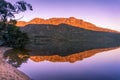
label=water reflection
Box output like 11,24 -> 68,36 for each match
19,47 -> 120,80
4,47 -> 118,67
4,49 -> 30,68
3,46 -> 120,80
30,47 -> 118,63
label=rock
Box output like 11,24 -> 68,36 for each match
16,17 -> 119,33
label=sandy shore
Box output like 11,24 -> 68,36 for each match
0,47 -> 31,80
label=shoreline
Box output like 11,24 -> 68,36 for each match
0,47 -> 31,80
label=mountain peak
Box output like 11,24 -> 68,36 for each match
69,16 -> 76,19
16,17 -> 118,33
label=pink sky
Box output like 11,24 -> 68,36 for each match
8,0 -> 120,31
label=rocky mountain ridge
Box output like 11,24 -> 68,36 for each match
17,17 -> 118,33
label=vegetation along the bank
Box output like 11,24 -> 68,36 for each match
0,0 -> 32,48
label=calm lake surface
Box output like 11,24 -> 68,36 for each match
4,47 -> 120,80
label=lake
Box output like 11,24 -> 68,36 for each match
4,47 -> 120,80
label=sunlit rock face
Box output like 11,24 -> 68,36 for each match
16,21 -> 27,27
16,17 -> 118,33
0,48 -> 31,80
30,47 -> 117,63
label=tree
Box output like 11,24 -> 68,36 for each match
0,0 -> 32,22
0,0 -> 32,48
5,24 -> 29,48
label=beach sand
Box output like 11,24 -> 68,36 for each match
0,47 -> 31,80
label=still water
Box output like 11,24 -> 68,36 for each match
4,47 -> 120,80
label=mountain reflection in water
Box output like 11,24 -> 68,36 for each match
3,46 -> 120,80
4,47 -> 118,67
29,47 -> 118,63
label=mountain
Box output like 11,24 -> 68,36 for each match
17,17 -> 118,33
20,23 -> 120,53
18,17 -> 120,55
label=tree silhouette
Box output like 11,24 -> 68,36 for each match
0,0 -> 32,47
0,0 -> 32,22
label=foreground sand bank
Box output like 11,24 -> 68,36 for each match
0,47 -> 31,80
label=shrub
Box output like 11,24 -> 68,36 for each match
4,24 -> 29,48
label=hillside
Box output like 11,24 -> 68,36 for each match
20,23 -> 120,55
18,17 -> 120,56
17,17 -> 119,33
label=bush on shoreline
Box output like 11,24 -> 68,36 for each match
0,23 -> 29,48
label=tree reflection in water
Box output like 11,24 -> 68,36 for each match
3,49 -> 30,68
